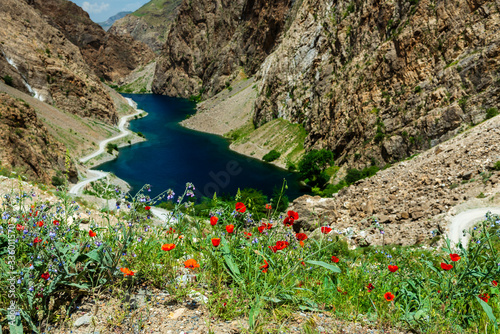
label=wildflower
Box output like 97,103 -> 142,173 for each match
449,253 -> 461,262
145,206 -> 151,210
321,226 -> 332,234
493,280 -> 498,287
89,230 -> 96,237
283,210 -> 299,227
301,261 -> 305,266
258,225 -> 266,233
120,267 -> 135,276
161,243 -> 175,251
235,202 -> 246,213
226,225 -> 234,233
367,283 -> 374,293
479,294 -> 490,303
440,262 -> 453,271
184,259 -> 200,269
16,224 -> 24,232
275,241 -> 289,250
384,292 -> 395,301
388,265 -> 399,273
211,238 -> 221,247
331,256 -> 340,263
243,232 -> 252,239
37,221 -> 44,227
296,233 -> 308,241
41,272 -> 50,280
260,259 -> 269,273
210,216 -> 218,226
33,237 -> 42,245
53,220 -> 59,226
299,241 -> 305,247
269,246 -> 277,253
265,204 -> 272,210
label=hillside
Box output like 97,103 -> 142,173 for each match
97,11 -> 132,31
109,0 -> 182,52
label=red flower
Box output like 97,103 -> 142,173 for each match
89,230 -> 96,237
145,206 -> 151,210
235,202 -> 246,213
258,225 -> 266,234
120,267 -> 135,276
440,262 -> 453,271
37,221 -> 44,227
260,259 -> 269,273
321,226 -> 332,234
225,225 -> 234,233
210,216 -> 218,226
243,232 -> 252,239
301,261 -> 305,266
492,280 -> 498,287
265,204 -> 272,210
41,272 -> 50,280
287,211 -> 299,220
269,246 -> 278,253
161,243 -> 175,251
388,265 -> 399,273
211,238 -> 221,247
449,253 -> 461,262
283,217 -> 294,227
367,283 -> 374,293
184,259 -> 200,269
266,223 -> 272,229
384,292 -> 395,301
296,233 -> 308,241
331,256 -> 339,263
33,237 -> 42,245
16,224 -> 24,231
53,220 -> 59,226
275,241 -> 289,250
479,294 -> 490,303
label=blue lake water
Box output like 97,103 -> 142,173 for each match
98,94 -> 308,201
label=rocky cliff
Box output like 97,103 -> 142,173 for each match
254,0 -> 500,167
0,93 -> 76,184
33,0 -> 155,82
0,0 -> 117,123
152,0 -> 293,98
109,0 -> 182,52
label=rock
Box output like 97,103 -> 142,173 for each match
399,212 -> 410,219
74,314 -> 92,327
461,171 -> 474,180
169,308 -> 187,320
188,291 -> 208,304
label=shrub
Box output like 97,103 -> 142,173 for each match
106,143 -> 118,154
51,175 -> 65,187
486,107 -> 499,120
493,160 -> 500,171
2,75 -> 13,86
263,150 -> 281,162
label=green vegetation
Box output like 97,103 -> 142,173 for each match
2,75 -> 13,86
262,149 -> 281,162
494,160 -> 500,171
106,143 -> 119,154
486,107 -> 499,120
298,149 -> 334,187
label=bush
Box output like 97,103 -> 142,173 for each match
494,160 -> 500,171
263,150 -> 281,162
51,175 -> 65,187
486,107 -> 499,120
106,143 -> 118,154
298,149 -> 334,181
2,75 -> 13,86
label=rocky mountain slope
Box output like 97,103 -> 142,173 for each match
32,0 -> 154,82
0,92 -> 76,184
98,11 -> 132,31
0,0 -> 117,123
109,0 -> 182,52
152,0 -> 293,98
290,115 -> 500,247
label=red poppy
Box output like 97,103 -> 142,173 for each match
479,294 -> 490,303
35,293 -> 43,298
321,226 -> 332,234
275,241 -> 289,250
235,202 -> 246,213
210,216 -> 218,226
269,245 -> 278,253
211,238 -> 221,247
120,267 -> 135,276
440,262 -> 453,271
287,211 -> 299,220
184,259 -> 200,269
266,223 -> 272,229
384,292 -> 395,301
260,259 -> 269,273
243,232 -> 252,239
367,283 -> 374,293
331,256 -> 339,263
258,225 -> 266,234
161,243 -> 175,251
388,265 -> 399,273
145,206 -> 151,210
16,224 -> 24,231
41,272 -> 50,280
301,261 -> 305,266
265,204 -> 272,210
493,280 -> 498,287
283,217 -> 294,227
33,237 -> 42,245
53,220 -> 59,226
226,225 -> 234,233
449,253 -> 461,262
89,230 -> 96,237
296,233 -> 308,241
37,221 -> 44,227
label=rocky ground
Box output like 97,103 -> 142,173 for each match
290,115 -> 500,247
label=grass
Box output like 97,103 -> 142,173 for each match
1,179 -> 500,333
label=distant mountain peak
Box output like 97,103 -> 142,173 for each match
98,11 -> 132,31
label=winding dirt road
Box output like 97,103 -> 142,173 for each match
447,207 -> 500,247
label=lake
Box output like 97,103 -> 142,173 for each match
98,94 -> 308,202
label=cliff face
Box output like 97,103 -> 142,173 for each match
253,0 -> 500,167
152,0 -> 293,98
109,0 -> 182,52
33,0 -> 155,82
0,93 -> 77,184
0,0 -> 117,123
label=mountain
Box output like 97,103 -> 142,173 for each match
153,0 -> 500,169
98,11 -> 132,31
109,0 -> 182,52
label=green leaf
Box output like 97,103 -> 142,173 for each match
305,260 -> 341,273
476,296 -> 497,327
9,315 -> 23,334
249,295 -> 261,330
220,236 -> 243,283
261,296 -> 281,303
20,308 -> 38,333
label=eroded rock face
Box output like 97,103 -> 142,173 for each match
0,93 -> 76,184
253,0 -> 500,166
152,0 -> 293,98
33,0 -> 155,82
0,0 -> 117,123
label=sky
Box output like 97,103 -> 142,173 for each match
69,0 -> 150,22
